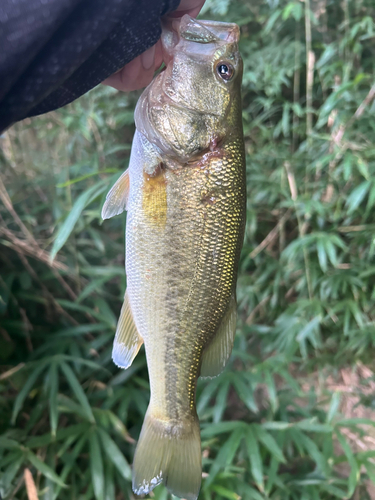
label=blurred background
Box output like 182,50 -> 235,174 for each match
1,0 -> 375,498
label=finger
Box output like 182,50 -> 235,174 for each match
154,40 -> 164,71
141,44 -> 155,71
102,57 -> 142,91
102,45 -> 157,92
169,0 -> 205,18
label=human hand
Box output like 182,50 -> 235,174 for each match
101,0 -> 205,92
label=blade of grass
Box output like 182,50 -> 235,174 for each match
49,362 -> 59,437
26,450 -> 66,487
60,362 -> 95,423
50,182 -> 106,261
12,363 -> 47,424
246,426 -> 264,492
89,430 -> 105,500
97,428 -> 132,481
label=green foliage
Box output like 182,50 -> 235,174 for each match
1,0 -> 375,498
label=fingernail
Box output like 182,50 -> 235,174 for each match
141,45 -> 156,70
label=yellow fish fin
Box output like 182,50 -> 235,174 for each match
132,408 -> 201,500
112,291 -> 143,369
200,293 -> 237,378
101,169 -> 129,220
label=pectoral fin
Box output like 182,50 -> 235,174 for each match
112,291 -> 143,369
200,294 -> 237,378
102,169 -> 129,220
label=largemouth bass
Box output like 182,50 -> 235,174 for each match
102,15 -> 245,500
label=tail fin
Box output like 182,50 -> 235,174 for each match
132,408 -> 201,500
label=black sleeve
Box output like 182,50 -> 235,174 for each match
0,0 -> 180,132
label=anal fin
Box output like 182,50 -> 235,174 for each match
112,291 -> 143,369
102,169 -> 129,220
200,293 -> 237,378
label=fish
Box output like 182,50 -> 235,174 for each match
102,14 -> 246,500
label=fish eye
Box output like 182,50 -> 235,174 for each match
216,62 -> 234,81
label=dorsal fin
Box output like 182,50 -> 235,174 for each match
101,169 -> 130,220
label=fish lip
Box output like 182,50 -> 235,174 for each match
162,15 -> 240,47
161,15 -> 240,67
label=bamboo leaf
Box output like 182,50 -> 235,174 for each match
206,428 -> 244,486
261,422 -> 291,431
245,426 -> 264,492
12,363 -> 47,424
26,450 -> 66,487
2,453 -> 24,489
49,362 -> 59,437
317,239 -> 328,272
295,419 -> 332,433
0,436 -> 21,449
52,432 -> 89,500
254,425 -> 286,463
60,362 -> 95,423
89,430 -> 105,500
295,430 -> 329,475
327,392 -> 341,423
104,460 -> 115,500
213,379 -> 230,423
336,429 -> 359,497
97,428 -> 132,481
211,485 -> 241,500
232,375 -> 259,413
50,182 -> 106,261
346,180 -> 371,214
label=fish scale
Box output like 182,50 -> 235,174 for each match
102,14 -> 246,500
